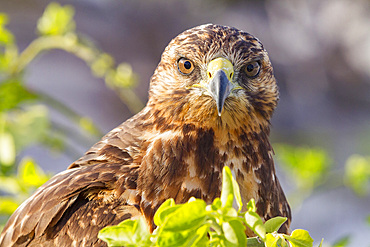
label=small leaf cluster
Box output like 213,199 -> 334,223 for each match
344,154 -> 370,196
0,106 -> 52,223
0,157 -> 50,231
275,144 -> 331,192
99,166 -> 318,247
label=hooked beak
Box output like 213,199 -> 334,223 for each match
207,57 -> 234,116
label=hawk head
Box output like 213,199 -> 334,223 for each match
147,24 -> 278,131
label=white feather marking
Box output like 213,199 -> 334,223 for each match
181,177 -> 202,192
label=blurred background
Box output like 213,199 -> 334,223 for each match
0,0 -> 369,246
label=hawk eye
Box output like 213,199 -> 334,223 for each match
178,58 -> 194,75
245,61 -> 261,78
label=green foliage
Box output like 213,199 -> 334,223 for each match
275,144 -> 331,192
0,157 -> 51,226
0,1 -> 142,230
0,80 -> 36,112
99,166 -> 317,247
0,14 -> 14,45
37,2 -> 75,36
344,154 -> 370,196
99,217 -> 152,247
332,235 -> 350,247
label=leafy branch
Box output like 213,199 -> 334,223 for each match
98,166 -> 320,247
0,2 -> 144,229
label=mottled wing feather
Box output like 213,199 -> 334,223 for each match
0,162 -> 140,247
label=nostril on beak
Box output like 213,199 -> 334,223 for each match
208,72 -> 212,78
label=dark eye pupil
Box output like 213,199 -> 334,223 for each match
184,61 -> 192,70
247,64 -> 254,72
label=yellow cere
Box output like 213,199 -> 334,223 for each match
207,57 -> 234,81
189,57 -> 242,91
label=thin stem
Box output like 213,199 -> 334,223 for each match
11,34 -> 144,113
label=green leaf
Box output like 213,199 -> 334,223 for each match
0,197 -> 19,215
90,53 -> 114,77
0,176 -> 22,195
98,217 -> 151,247
157,224 -> 209,247
246,198 -> 257,213
244,211 -> 266,241
161,199 -> 207,231
333,235 -> 350,247
210,197 -> 222,211
222,207 -> 238,219
0,44 -> 18,73
37,2 -> 76,36
79,117 -> 101,135
246,237 -> 267,247
0,13 -> 15,45
285,229 -> 313,247
222,219 -> 246,247
6,105 -> 49,151
264,217 -> 287,233
190,225 -> 209,247
0,80 -> 36,112
220,166 -> 243,211
265,233 -> 287,247
0,131 -> 15,166
344,154 -> 370,196
275,144 -> 330,190
105,63 -> 137,89
18,157 -> 49,187
153,198 -> 178,226
157,229 -> 192,247
317,238 -> 324,247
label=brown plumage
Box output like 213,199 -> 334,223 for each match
0,24 -> 291,246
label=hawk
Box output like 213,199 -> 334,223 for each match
0,24 -> 291,246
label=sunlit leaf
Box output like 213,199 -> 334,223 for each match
153,198 -> 177,226
285,229 -> 313,247
79,117 -> 101,135
222,219 -> 246,247
266,233 -> 287,247
0,13 -> 14,45
6,105 -> 49,150
98,217 -> 151,247
275,144 -> 330,191
264,216 -> 287,233
333,235 -> 350,247
0,80 -> 36,112
221,166 -> 242,211
0,197 -> 19,215
244,211 -> 266,241
90,53 -> 114,77
210,197 -> 222,211
37,2 -> 75,36
318,238 -> 324,247
246,198 -> 257,213
157,224 -> 209,247
0,176 -> 22,195
0,132 -> 15,167
160,199 -> 207,231
18,157 -> 49,187
344,154 -> 370,196
105,63 -> 138,89
157,228 -> 193,247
